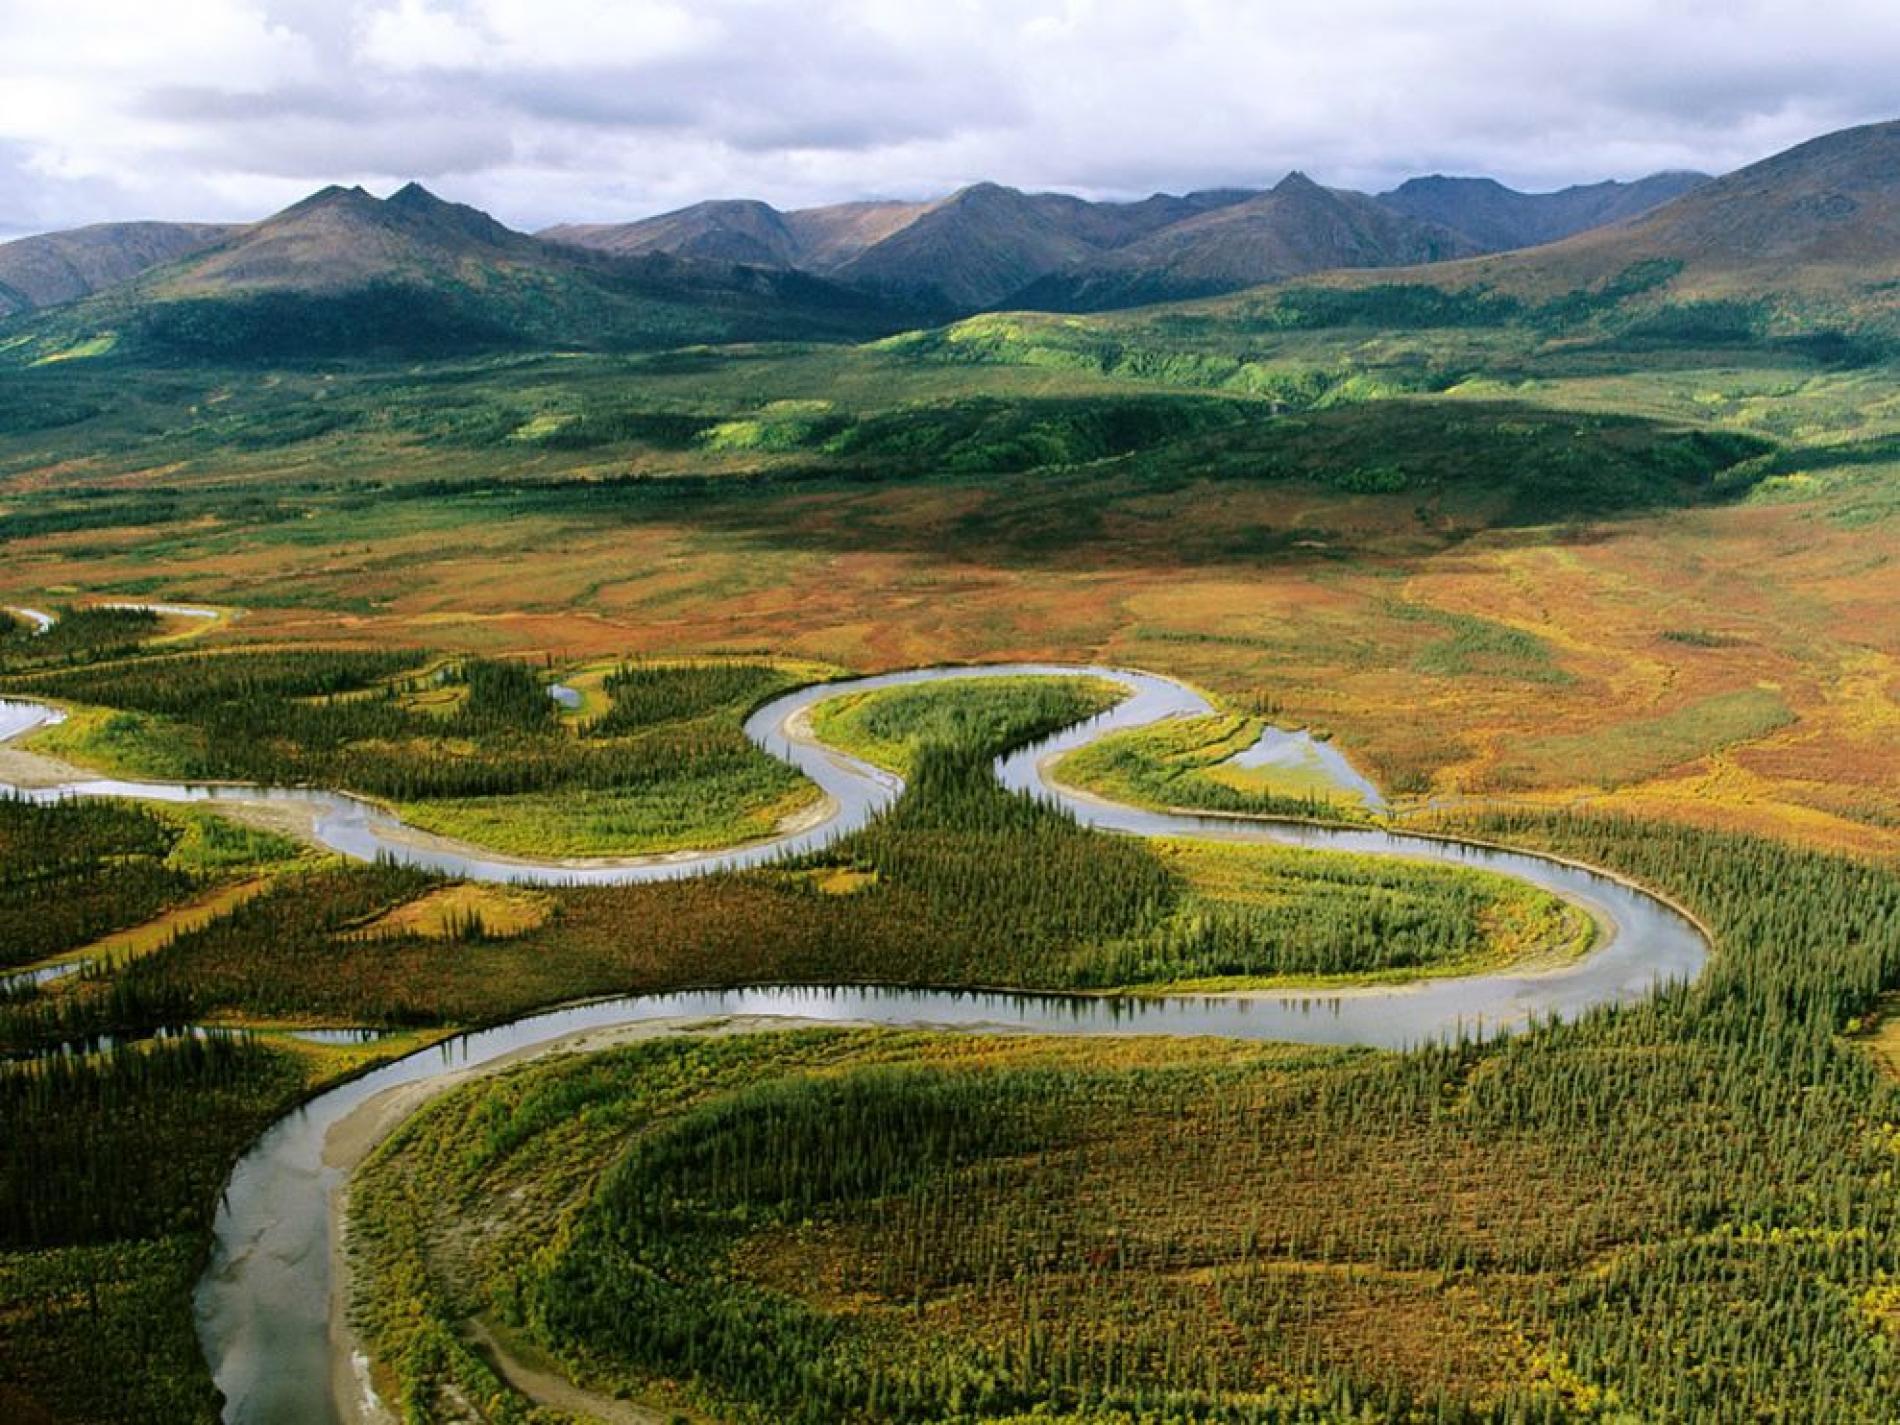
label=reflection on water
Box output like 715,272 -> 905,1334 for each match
4,607 -> 56,635
101,601 -> 221,621
285,1027 -> 391,1046
0,961 -> 82,994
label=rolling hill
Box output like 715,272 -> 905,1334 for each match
159,182 -> 545,294
826,183 -> 1110,309
1548,118 -> 1900,286
830,184 -> 1269,308
544,196 -> 942,273
780,199 -> 935,268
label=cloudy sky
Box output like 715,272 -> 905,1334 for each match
2,0 -> 1897,238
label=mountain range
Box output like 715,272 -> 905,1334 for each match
541,168 -> 1708,311
5,117 -> 1900,357
0,163 -> 1708,333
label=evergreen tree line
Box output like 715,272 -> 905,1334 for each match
590,660 -> 793,737
0,797 -> 198,969
0,1032 -> 299,1247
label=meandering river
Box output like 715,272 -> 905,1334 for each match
0,664 -> 1711,1424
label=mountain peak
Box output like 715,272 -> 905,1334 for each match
1274,171 -> 1325,196
378,182 -> 526,248
386,182 -> 445,209
265,183 -> 494,234
150,179 -> 540,304
1391,175 -> 1511,197
943,181 -> 1022,210
543,197 -> 802,268
278,184 -> 377,219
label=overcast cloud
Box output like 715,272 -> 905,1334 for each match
2,0 -> 1898,239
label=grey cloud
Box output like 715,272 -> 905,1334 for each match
160,111 -> 518,183
137,84 -> 382,124
476,74 -> 701,130
460,18 -> 1026,153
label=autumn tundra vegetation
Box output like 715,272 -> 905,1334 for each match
5,117 -> 1900,1425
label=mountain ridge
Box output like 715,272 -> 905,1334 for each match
1377,171 -> 1709,252
0,168 -> 1726,326
542,168 -> 1705,312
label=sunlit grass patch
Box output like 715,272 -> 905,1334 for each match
347,883 -> 553,942
505,412 -> 571,442
23,702 -> 201,780
546,660 -> 617,719
1401,606 -> 1573,684
1856,995 -> 1900,1084
160,807 -> 304,875
809,867 -> 878,896
700,400 -> 842,454
252,1024 -> 449,1072
29,333 -> 118,365
1208,727 -> 1387,810
391,677 -> 467,718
